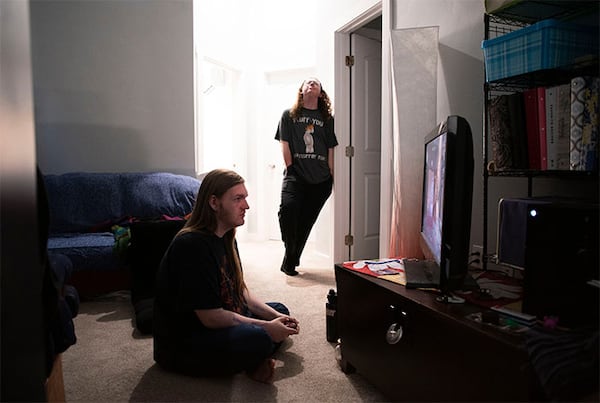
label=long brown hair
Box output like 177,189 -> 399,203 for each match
179,169 -> 247,303
289,78 -> 333,121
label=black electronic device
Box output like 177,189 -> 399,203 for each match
497,196 -> 579,269
516,199 -> 599,328
404,115 -> 474,302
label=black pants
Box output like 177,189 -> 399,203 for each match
278,174 -> 333,269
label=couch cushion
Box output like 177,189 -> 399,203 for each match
48,233 -> 121,272
44,172 -> 200,234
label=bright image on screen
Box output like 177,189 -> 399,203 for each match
422,133 -> 446,264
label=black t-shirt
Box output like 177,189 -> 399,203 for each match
274,108 -> 338,184
154,231 -> 247,345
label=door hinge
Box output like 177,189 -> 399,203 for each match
345,145 -> 354,158
345,55 -> 354,67
345,234 -> 354,246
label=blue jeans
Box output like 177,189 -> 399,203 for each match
156,302 -> 289,377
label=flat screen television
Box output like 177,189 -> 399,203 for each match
404,115 -> 474,303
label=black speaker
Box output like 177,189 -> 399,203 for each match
498,197 -> 599,328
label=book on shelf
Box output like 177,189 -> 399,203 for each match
523,88 -> 541,170
556,84 -> 571,170
545,86 -> 557,169
537,87 -> 548,170
546,84 -> 571,170
509,92 -> 528,169
489,79 -> 598,174
489,94 -> 514,170
570,76 -> 599,172
489,93 -> 527,170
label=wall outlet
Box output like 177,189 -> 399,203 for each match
470,244 -> 484,269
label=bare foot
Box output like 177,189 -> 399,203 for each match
246,358 -> 275,383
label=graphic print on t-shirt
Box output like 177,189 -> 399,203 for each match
303,124 -> 315,153
276,109 -> 338,183
218,255 -> 245,314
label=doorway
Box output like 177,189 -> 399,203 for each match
350,22 -> 382,261
334,11 -> 383,263
193,0 -> 334,268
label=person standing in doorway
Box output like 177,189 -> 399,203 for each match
275,77 -> 338,276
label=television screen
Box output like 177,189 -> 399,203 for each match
404,115 -> 474,301
421,132 -> 446,266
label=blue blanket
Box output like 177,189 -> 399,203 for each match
44,172 -> 200,234
44,172 -> 201,276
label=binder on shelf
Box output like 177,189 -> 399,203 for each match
545,85 -> 558,169
555,83 -> 571,170
509,92 -> 528,169
545,84 -> 571,170
537,87 -> 548,170
523,88 -> 541,170
489,93 -> 528,170
489,95 -> 515,170
579,78 -> 599,172
570,76 -> 599,171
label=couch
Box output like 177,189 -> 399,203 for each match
43,172 -> 201,298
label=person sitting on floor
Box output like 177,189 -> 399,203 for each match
153,168 -> 300,383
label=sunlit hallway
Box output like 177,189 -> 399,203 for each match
193,0 -> 334,269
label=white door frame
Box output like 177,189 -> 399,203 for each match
334,0 -> 394,263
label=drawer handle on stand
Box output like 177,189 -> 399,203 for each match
386,323 -> 403,344
386,305 -> 407,344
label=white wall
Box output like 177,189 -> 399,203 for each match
315,0 -> 382,97
390,0 -> 486,248
31,0 -> 195,176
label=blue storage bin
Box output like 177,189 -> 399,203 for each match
482,19 -> 599,82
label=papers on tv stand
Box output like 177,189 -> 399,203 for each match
342,258 -> 406,285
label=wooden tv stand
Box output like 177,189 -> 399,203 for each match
334,264 -> 543,401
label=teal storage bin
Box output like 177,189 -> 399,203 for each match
482,19 -> 599,82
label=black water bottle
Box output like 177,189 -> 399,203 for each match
326,289 -> 338,342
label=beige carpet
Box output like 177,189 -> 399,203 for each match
62,240 -> 388,402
